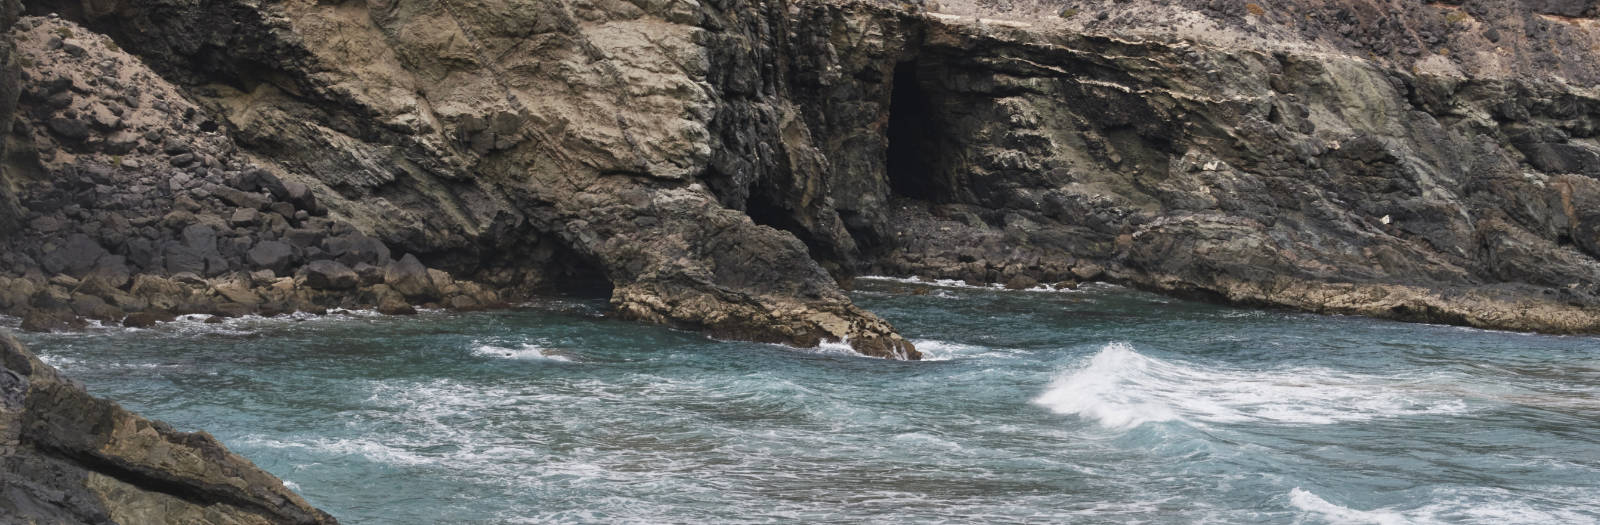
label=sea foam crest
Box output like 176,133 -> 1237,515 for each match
1288,487 -> 1599,525
1288,488 -> 1412,525
1033,342 -> 1467,430
472,342 -> 573,362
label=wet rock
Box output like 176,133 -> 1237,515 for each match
121,309 -> 176,327
19,308 -> 85,332
69,293 -> 121,321
1003,275 -> 1038,290
377,294 -> 416,315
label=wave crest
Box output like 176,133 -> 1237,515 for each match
1033,342 -> 1467,430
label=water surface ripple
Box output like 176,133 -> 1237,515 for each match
11,279 -> 1600,524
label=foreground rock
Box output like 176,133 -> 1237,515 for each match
0,330 -> 337,524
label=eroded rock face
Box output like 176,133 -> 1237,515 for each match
0,331 -> 337,524
2,1 -> 919,358
785,1 -> 1600,333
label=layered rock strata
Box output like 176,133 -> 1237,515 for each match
1,330 -> 337,524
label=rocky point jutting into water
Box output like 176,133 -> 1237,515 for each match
2,0 -> 1600,359
1,330 -> 338,524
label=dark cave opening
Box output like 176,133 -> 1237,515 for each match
885,61 -> 943,202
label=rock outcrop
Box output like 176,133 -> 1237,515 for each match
1,330 -> 337,524
1,0 -> 1599,358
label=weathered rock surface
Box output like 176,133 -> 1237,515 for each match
1,330 -> 337,524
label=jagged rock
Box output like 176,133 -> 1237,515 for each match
0,331 -> 338,524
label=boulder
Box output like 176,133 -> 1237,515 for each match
323,233 -> 389,267
45,117 -> 89,141
383,253 -> 439,302
352,262 -> 384,286
122,309 -> 177,328
304,260 -> 358,290
19,308 -> 85,332
246,240 -> 295,274
377,294 -> 416,315
40,234 -> 108,277
229,207 -> 260,227
1003,275 -> 1039,290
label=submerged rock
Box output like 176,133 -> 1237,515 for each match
0,331 -> 338,523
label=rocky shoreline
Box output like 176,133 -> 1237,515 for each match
2,0 -> 1600,520
0,0 -> 1598,356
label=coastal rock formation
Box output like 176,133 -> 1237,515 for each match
1,330 -> 337,524
0,0 -> 1598,359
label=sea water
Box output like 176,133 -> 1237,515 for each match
10,279 -> 1599,524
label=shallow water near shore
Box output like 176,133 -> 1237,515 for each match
10,279 -> 1600,524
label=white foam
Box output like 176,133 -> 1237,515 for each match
1288,487 -> 1600,525
856,274 -> 1098,293
472,342 -> 573,362
242,435 -> 434,466
911,339 -> 1018,361
1033,343 -> 1470,430
1289,488 -> 1413,525
35,354 -> 81,368
813,338 -> 861,356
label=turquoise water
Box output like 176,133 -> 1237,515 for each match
10,278 -> 1600,524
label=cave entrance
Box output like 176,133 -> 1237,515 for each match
885,61 -> 943,201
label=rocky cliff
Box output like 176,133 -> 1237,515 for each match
2,0 -> 1599,360
1,330 -> 337,524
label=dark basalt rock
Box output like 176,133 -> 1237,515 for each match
246,240 -> 295,275
303,259 -> 358,290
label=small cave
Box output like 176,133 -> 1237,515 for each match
885,61 -> 946,202
744,190 -> 845,268
448,230 -> 614,300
